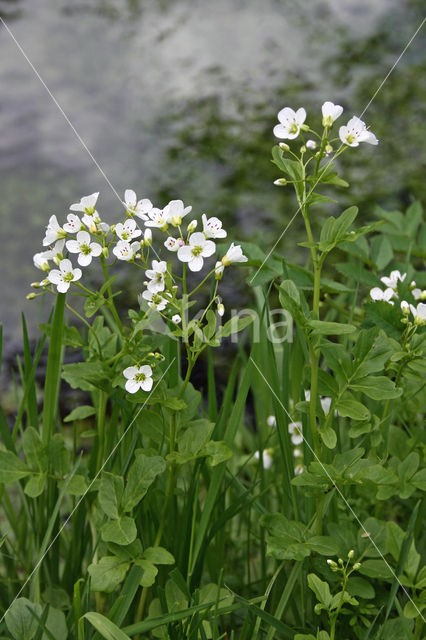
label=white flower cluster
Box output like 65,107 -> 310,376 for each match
370,270 -> 426,325
273,101 -> 378,147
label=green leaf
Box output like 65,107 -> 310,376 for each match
306,536 -> 339,556
320,425 -> 337,449
5,598 -> 42,640
135,410 -> 165,445
0,450 -> 31,483
59,474 -> 88,496
122,455 -> 166,512
99,473 -> 124,520
47,434 -> 70,476
88,556 -> 130,593
143,547 -> 175,565
336,394 -> 370,421
309,320 -> 356,335
41,607 -> 68,640
371,235 -> 393,270
84,612 -> 131,640
64,405 -> 96,422
346,577 -> 375,599
216,314 -> 253,339
61,362 -> 111,392
350,375 -> 401,400
200,440 -> 233,466
101,517 -> 137,546
411,469 -> 426,491
307,574 -> 332,607
84,294 -> 106,318
135,559 -> 158,587
179,419 -> 214,457
359,559 -> 394,580
23,427 -> 47,472
24,473 -> 47,497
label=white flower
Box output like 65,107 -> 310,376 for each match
221,243 -> 248,267
214,261 -> 224,279
70,192 -> 99,215
288,421 -> 303,446
412,288 -> 422,300
409,303 -> 426,325
144,228 -> 152,246
202,214 -> 227,239
254,449 -> 273,469
113,240 -> 140,261
164,236 -> 181,252
63,213 -> 83,234
273,107 -> 306,140
339,116 -> 378,147
115,219 -> 142,241
146,260 -> 167,293
43,215 -> 66,246
380,270 -> 406,290
369,287 -> 395,304
172,314 -> 181,324
177,232 -> 216,272
123,365 -> 153,393
163,199 -> 192,227
306,139 -> 317,150
47,258 -> 82,293
267,415 -> 276,428
33,250 -> 53,271
401,300 -> 410,315
322,101 -> 343,127
66,231 -> 102,267
145,208 -> 169,230
141,289 -> 168,311
294,464 -> 304,476
320,397 -> 332,415
293,448 -> 302,458
124,189 -> 153,221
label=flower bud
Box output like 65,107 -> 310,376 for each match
172,314 -> 181,324
325,144 -> 333,155
274,178 -> 287,186
353,562 -> 361,570
31,282 -> 42,288
300,145 -> 306,153
215,261 -> 224,280
217,303 -> 225,317
306,139 -> 317,150
144,229 -> 152,246
338,558 -> 344,566
279,142 -> 290,151
187,220 -> 197,233
400,300 -> 410,315
102,246 -> 109,258
348,549 -> 355,559
26,293 -> 37,300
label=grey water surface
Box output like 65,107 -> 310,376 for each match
0,0 -> 425,357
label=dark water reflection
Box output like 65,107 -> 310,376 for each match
0,0 -> 425,357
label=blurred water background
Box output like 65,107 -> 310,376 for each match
0,0 -> 425,362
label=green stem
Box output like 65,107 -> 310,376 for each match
100,256 -> 123,332
95,391 -> 108,472
330,574 -> 348,640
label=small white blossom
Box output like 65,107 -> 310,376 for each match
187,220 -> 198,233
306,139 -> 317,150
146,260 -> 167,293
177,232 -> 216,272
43,215 -> 66,246
254,449 -> 273,469
124,189 -> 153,221
288,421 -> 303,446
123,365 -> 153,393
409,303 -> 426,325
70,192 -> 99,215
339,116 -> 378,147
221,243 -> 248,267
66,231 -> 102,267
370,287 -> 395,304
273,107 -> 306,140
50,239 -> 66,265
267,415 -> 277,428
144,228 -> 152,246
172,314 -> 181,324
202,214 -> 227,239
33,250 -> 53,271
47,258 -> 82,293
412,288 -> 422,300
380,270 -> 406,290
401,300 -> 410,315
113,240 -> 140,261
63,213 -> 83,234
163,199 -> 192,227
145,208 -> 169,230
214,261 -> 224,279
141,289 -> 168,311
293,448 -> 302,458
164,236 -> 181,252
321,101 -> 343,127
294,464 -> 304,476
115,219 -> 142,241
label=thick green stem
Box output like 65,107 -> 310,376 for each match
330,574 -> 348,640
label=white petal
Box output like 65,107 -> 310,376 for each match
48,269 -> 62,284
277,107 -> 296,123
201,240 -> 216,257
76,230 -> 90,244
177,246 -> 193,262
295,107 -> 306,125
56,281 -> 70,293
78,253 -> 92,266
273,124 -> 289,139
188,256 -> 204,272
189,232 -> 206,247
73,268 -> 82,281
139,365 -> 152,377
126,379 -> 140,394
66,240 -> 80,253
59,259 -> 73,273
125,189 -> 137,206
141,377 -> 153,392
123,366 -> 138,379
90,243 -> 102,257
